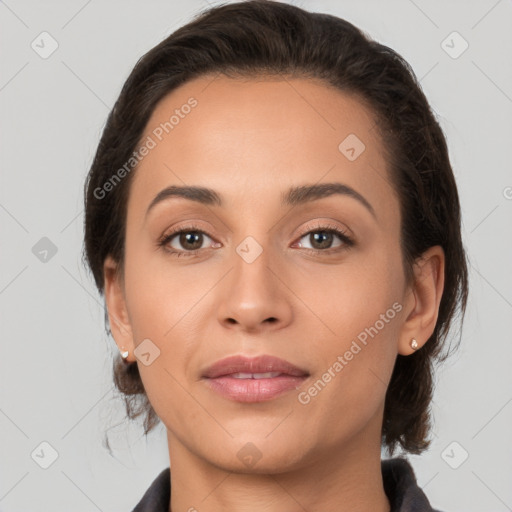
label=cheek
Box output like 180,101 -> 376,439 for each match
298,301 -> 401,438
293,244 -> 403,338
294,246 -> 403,410
121,243 -> 223,390
121,254 -> 205,422
123,239 -> 203,338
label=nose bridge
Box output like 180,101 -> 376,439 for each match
216,227 -> 293,330
229,201 -> 279,282
231,230 -> 279,298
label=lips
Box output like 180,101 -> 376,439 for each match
201,354 -> 310,379
201,354 -> 310,402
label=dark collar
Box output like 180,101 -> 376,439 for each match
132,457 -> 443,512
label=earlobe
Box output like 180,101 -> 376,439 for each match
103,255 -> 136,362
397,245 -> 445,356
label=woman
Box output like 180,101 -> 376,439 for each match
82,1 -> 469,510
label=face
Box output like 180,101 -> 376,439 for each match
104,74 -> 439,473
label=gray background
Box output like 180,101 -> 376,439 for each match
1,0 -> 511,511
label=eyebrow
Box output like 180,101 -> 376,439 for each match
145,182 -> 376,219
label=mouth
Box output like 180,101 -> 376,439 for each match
201,354 -> 310,402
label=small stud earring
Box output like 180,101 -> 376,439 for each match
410,338 -> 419,350
120,349 -> 130,362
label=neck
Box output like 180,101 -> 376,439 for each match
166,424 -> 391,512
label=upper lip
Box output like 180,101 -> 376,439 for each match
202,354 -> 310,379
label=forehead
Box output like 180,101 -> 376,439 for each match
128,74 -> 397,221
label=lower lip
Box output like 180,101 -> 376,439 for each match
203,375 -> 308,402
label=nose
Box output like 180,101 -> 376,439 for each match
216,240 -> 293,334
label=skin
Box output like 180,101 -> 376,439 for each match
103,74 -> 445,512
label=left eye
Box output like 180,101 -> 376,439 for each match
295,228 -> 350,251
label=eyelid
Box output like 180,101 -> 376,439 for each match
296,219 -> 353,239
158,219 -> 214,240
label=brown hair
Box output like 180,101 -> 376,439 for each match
82,0 -> 469,455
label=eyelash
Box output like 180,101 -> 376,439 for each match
157,221 -> 355,258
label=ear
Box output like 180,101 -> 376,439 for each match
103,254 -> 136,363
398,245 -> 445,355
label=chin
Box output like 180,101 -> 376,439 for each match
203,439 -> 311,475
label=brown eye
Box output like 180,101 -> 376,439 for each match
165,230 -> 213,252
307,231 -> 336,250
296,226 -> 353,252
158,223 -> 221,258
176,231 -> 205,251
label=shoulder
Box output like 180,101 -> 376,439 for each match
381,457 -> 445,512
131,467 -> 171,512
